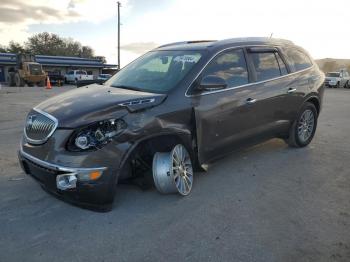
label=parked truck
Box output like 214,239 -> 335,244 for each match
324,70 -> 350,88
64,70 -> 93,84
7,54 -> 46,87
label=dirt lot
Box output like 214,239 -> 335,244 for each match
0,86 -> 349,262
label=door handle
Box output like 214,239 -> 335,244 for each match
287,88 -> 297,94
245,98 -> 257,105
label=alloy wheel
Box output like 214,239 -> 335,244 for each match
171,144 -> 193,195
297,109 -> 315,143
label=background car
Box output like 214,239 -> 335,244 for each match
97,74 -> 112,81
324,70 -> 350,88
64,70 -> 93,84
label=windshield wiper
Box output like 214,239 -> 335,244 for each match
111,85 -> 142,91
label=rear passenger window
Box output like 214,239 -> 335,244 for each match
250,52 -> 282,82
201,49 -> 249,88
285,49 -> 313,72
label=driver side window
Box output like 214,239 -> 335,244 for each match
201,49 -> 249,88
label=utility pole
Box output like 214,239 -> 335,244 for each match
117,1 -> 121,69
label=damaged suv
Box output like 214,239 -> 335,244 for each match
18,38 -> 325,211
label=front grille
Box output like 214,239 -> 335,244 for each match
24,109 -> 58,144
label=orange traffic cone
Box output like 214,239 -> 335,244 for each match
46,76 -> 52,89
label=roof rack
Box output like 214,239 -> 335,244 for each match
158,40 -> 216,48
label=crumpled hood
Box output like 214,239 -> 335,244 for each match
35,84 -> 167,128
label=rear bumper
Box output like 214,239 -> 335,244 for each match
18,149 -> 117,211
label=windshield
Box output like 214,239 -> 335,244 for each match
29,64 -> 42,75
106,50 -> 203,93
327,72 -> 340,77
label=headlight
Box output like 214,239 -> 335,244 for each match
68,119 -> 127,151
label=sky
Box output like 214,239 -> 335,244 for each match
0,0 -> 349,66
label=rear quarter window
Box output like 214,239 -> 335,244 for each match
284,48 -> 313,72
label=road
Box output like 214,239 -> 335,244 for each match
0,86 -> 349,262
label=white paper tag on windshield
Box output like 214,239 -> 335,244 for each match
174,55 -> 196,63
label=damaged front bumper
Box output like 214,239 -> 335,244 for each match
18,149 -> 116,211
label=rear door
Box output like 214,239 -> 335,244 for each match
280,47 -> 314,120
245,47 -> 292,135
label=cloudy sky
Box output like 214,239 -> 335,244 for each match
0,0 -> 349,66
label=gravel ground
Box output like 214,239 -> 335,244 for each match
0,86 -> 349,262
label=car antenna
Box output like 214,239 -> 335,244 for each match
269,33 -> 273,38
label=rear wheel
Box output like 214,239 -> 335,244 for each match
345,81 -> 349,88
286,102 -> 318,148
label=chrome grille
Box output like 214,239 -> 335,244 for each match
24,109 -> 58,145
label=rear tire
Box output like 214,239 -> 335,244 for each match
286,102 -> 318,148
345,81 -> 350,88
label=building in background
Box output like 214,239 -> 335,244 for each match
0,53 -> 117,83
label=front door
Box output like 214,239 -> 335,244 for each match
191,48 -> 259,164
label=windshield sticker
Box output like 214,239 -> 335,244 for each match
174,55 -> 197,63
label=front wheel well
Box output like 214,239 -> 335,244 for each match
305,97 -> 320,115
119,134 -> 193,181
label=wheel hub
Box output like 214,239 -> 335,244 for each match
152,144 -> 194,195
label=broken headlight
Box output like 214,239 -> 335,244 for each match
68,119 -> 127,151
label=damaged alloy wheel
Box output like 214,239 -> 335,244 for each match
152,144 -> 193,195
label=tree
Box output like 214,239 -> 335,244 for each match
94,56 -> 107,63
80,45 -> 94,58
64,39 -> 82,57
0,45 -> 7,53
26,32 -> 66,56
7,41 -> 25,53
0,32 -> 101,59
25,32 -> 96,58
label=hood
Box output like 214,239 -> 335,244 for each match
35,84 -> 167,128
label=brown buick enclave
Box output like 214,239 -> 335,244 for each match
18,37 -> 325,211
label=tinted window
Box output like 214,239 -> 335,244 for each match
275,53 -> 288,75
250,52 -> 281,82
285,48 -> 313,71
201,49 -> 249,88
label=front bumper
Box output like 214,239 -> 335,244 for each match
18,149 -> 117,211
324,80 -> 337,87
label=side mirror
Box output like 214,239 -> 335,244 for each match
198,75 -> 227,91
